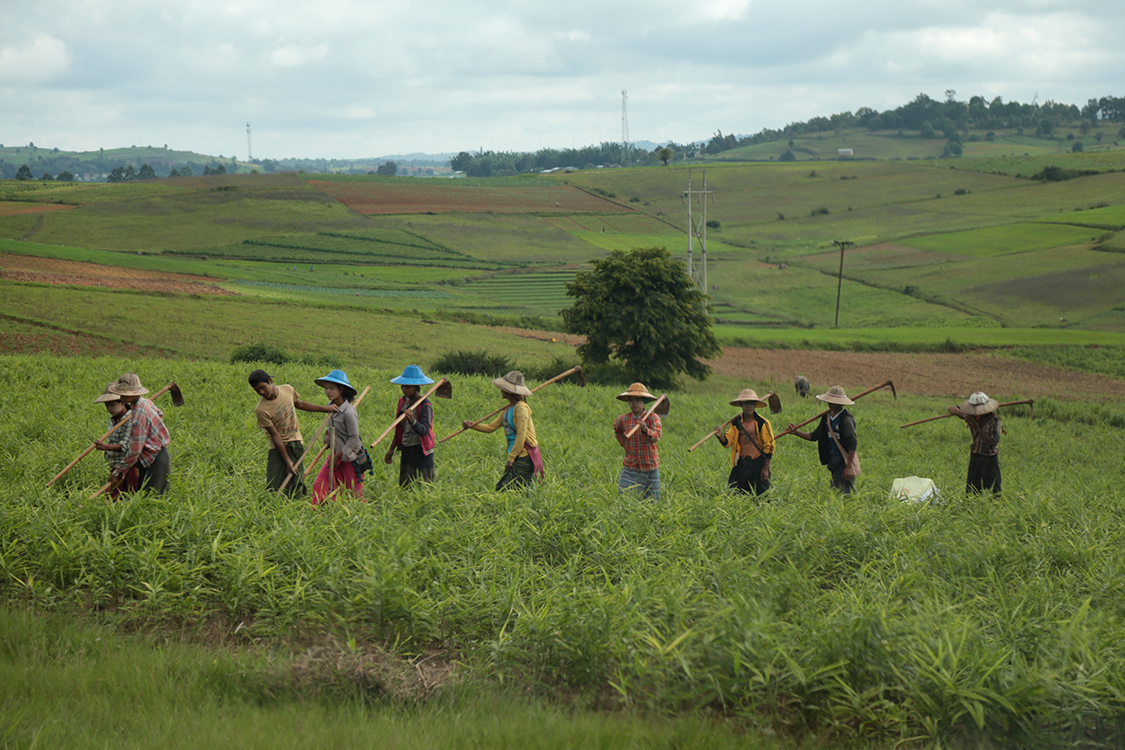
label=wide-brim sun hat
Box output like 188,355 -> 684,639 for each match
93,382 -> 122,403
617,382 -> 656,402
109,372 -> 148,397
493,370 -> 532,397
390,364 -> 435,386
729,388 -> 767,407
959,391 -> 999,415
816,385 -> 854,405
315,369 -> 357,397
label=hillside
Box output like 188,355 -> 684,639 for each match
1,153 -> 1124,379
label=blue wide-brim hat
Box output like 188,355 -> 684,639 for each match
390,364 -> 435,386
314,369 -> 357,397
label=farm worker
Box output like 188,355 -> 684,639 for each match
714,389 -> 774,496
92,382 -> 139,500
463,371 -> 544,491
106,373 -> 171,495
248,369 -> 337,497
613,382 -> 662,500
948,392 -> 1003,495
311,369 -> 364,505
786,385 -> 858,494
384,365 -> 437,487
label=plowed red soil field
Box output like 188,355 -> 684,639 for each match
0,201 -> 76,217
0,254 -> 234,295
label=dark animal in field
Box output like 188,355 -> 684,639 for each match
794,375 -> 810,398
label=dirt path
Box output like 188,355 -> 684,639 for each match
492,325 -> 1124,402
710,348 -> 1125,402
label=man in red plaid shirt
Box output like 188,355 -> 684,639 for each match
613,382 -> 662,500
108,373 -> 171,495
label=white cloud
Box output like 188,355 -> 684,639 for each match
0,34 -> 70,83
270,44 -> 330,68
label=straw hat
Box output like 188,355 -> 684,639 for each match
729,388 -> 767,407
617,382 -> 656,402
109,372 -> 148,397
492,370 -> 532,397
93,382 -> 122,403
959,391 -> 999,415
390,365 -> 434,386
314,369 -> 357,397
816,385 -> 854,405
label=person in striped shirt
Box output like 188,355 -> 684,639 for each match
107,373 -> 171,495
613,382 -> 662,500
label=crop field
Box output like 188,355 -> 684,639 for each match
0,282 -> 572,363
455,268 -> 581,314
861,245 -> 1125,327
1043,204 -> 1125,231
5,353 -> 1125,747
542,212 -> 677,234
376,213 -> 608,264
305,177 -> 634,215
949,149 -> 1125,178
178,231 -> 510,271
706,258 -> 975,329
879,222 -> 1095,259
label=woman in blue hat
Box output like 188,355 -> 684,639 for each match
384,365 -> 436,486
311,369 -> 364,505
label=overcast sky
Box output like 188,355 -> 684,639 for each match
2,0 -> 1122,160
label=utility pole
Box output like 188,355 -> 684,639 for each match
832,240 -> 855,327
621,90 -> 630,167
683,169 -> 714,293
246,123 -> 252,161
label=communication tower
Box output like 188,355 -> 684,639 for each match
246,123 -> 252,161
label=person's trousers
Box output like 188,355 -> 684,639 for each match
497,455 -> 535,491
267,441 -> 305,496
312,458 -> 363,505
728,455 -> 770,496
826,454 -> 854,494
137,447 -> 170,495
619,466 -> 660,500
967,452 -> 1001,495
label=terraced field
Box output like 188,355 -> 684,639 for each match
457,267 -> 583,314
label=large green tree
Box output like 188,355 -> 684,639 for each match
562,246 -> 721,386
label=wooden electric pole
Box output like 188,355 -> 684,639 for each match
833,240 -> 855,328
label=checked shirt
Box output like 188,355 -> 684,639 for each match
614,412 -> 661,472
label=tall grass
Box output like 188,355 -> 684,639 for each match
3,354 -> 1125,746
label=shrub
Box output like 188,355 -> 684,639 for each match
705,220 -> 721,229
431,349 -> 512,377
521,356 -> 581,383
811,206 -> 829,216
231,342 -> 292,366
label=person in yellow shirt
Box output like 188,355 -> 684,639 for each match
463,371 -> 543,491
714,388 -> 774,496
248,369 -> 337,496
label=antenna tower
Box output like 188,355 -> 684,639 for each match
246,123 -> 252,161
621,90 -> 630,167
682,169 -> 714,293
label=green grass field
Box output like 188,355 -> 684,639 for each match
4,353 -> 1125,748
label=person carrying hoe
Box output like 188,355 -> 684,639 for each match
385,365 -> 437,487
106,372 -> 171,495
614,382 -> 662,500
248,369 -> 338,497
715,388 -> 774,496
463,371 -> 544,491
786,385 -> 858,494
